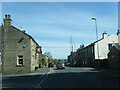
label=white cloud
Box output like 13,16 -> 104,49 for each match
29,26 -> 95,38
36,40 -> 70,47
25,5 -> 117,41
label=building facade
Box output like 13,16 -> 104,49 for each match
74,44 -> 94,67
108,45 -> 120,70
68,43 -> 94,67
0,26 -> 1,72
94,32 -> 120,60
68,51 -> 77,64
39,54 -> 48,68
68,32 -> 120,68
1,14 -> 42,74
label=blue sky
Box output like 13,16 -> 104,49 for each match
1,2 -> 118,59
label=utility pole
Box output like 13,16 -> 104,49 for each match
92,17 -> 100,69
70,36 -> 74,64
70,36 -> 73,53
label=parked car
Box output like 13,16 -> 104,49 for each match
69,61 -> 80,67
65,62 -> 71,66
69,62 -> 74,67
35,64 -> 39,70
73,61 -> 80,67
48,63 -> 54,67
56,62 -> 65,69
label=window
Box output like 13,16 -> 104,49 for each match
108,43 -> 119,51
108,44 -> 112,50
17,55 -> 23,66
18,37 -> 24,43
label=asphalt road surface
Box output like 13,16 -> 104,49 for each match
2,67 -> 120,89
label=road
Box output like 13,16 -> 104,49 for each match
2,66 -> 120,89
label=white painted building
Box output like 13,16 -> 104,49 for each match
0,53 -> 1,72
94,32 -> 120,60
94,1 -> 120,60
0,26 -> 1,72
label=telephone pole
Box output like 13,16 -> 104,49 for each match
70,36 -> 73,53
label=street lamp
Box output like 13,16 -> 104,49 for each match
91,17 -> 100,69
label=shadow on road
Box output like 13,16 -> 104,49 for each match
2,74 -> 45,88
41,71 -> 119,88
2,67 -> 120,89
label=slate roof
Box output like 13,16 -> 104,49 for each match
113,45 -> 120,51
11,25 -> 40,47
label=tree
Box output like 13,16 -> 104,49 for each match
42,59 -> 47,67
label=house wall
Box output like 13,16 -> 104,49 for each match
0,26 -> 1,53
72,52 -> 77,62
2,25 -> 31,74
87,45 -> 95,67
67,52 -> 75,63
76,44 -> 94,67
94,34 -> 119,60
118,33 -> 120,44
30,39 -> 39,72
81,45 -> 94,67
0,27 -> 1,72
39,54 -> 48,67
67,55 -> 70,62
1,14 -> 41,74
77,49 -> 83,66
108,47 -> 120,70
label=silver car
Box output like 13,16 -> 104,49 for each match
56,62 -> 65,69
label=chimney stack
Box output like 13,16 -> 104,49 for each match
4,14 -> 12,26
102,32 -> 107,39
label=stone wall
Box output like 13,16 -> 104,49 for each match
2,26 -> 31,74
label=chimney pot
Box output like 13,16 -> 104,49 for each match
4,14 -> 12,26
5,15 -> 7,19
7,14 -> 11,19
5,14 -> 11,19
102,32 -> 107,39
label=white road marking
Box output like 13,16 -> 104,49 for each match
35,74 -> 48,88
35,67 -> 54,88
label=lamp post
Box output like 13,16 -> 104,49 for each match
91,17 -> 100,69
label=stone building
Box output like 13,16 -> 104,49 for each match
0,26 -> 1,72
0,26 -> 1,53
39,54 -> 48,68
108,45 -> 120,70
68,52 -> 75,62
77,44 -> 95,67
93,32 -> 120,68
1,14 -> 42,74
94,32 -> 120,61
68,31 -> 120,68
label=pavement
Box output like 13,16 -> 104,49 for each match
0,67 -> 120,78
1,67 -> 54,88
99,68 -> 120,78
36,67 -> 120,88
1,67 -> 120,78
1,67 -> 52,78
0,74 -> 2,89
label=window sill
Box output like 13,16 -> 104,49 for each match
16,65 -> 24,67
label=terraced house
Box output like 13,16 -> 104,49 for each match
68,31 -> 120,68
1,14 -> 42,74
